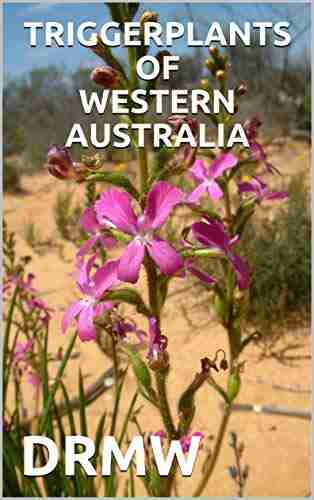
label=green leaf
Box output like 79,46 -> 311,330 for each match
157,275 -> 170,310
86,172 -> 140,200
40,332 -> 77,434
78,368 -> 88,436
107,3 -> 124,23
118,391 -> 138,446
106,288 -> 151,317
94,410 -> 107,466
126,2 -> 139,20
59,380 -> 77,435
123,346 -> 158,405
227,372 -> 241,402
3,285 -> 19,407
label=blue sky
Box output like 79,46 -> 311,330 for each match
4,2 -> 310,79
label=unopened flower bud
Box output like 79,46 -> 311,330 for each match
156,50 -> 171,67
200,78 -> 209,89
216,69 -> 225,81
236,81 -> 248,97
140,10 -> 159,26
205,58 -> 217,74
149,350 -> 169,372
90,66 -> 121,89
243,116 -> 262,142
243,464 -> 249,480
46,146 -> 87,182
228,465 -> 238,479
46,146 -> 75,180
220,358 -> 228,371
209,46 -> 219,58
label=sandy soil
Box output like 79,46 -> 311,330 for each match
4,139 -> 311,497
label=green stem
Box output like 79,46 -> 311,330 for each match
138,146 -> 149,194
145,256 -> 159,319
3,285 -> 19,408
40,331 -> 77,434
224,181 -> 232,225
193,404 -> 231,496
109,335 -> 120,436
155,371 -> 177,440
127,47 -> 138,91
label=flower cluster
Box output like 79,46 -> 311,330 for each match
57,131 -> 287,350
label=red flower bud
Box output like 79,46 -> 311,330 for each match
90,66 -> 121,89
46,145 -> 86,181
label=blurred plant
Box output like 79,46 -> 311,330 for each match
53,190 -> 84,243
241,174 -> 310,328
228,431 -> 249,497
4,159 -> 22,193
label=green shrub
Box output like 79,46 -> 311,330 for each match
240,175 -> 310,327
3,160 -> 22,193
54,190 -> 83,242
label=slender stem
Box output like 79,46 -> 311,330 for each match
138,146 -> 149,194
40,331 -> 77,434
109,335 -> 120,436
145,256 -> 159,319
3,285 -> 19,407
193,404 -> 231,497
224,182 -> 232,224
155,371 -> 177,440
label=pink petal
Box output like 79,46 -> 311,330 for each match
229,254 -> 250,290
77,235 -> 99,258
187,263 -> 216,285
207,180 -> 224,200
80,207 -> 99,234
192,221 -> 229,252
95,188 -> 138,235
94,301 -> 113,316
187,182 -> 208,204
27,373 -> 41,388
77,305 -> 97,342
143,181 -> 184,230
118,241 -> 145,284
92,259 -> 120,297
62,300 -> 85,334
99,235 -> 116,250
264,191 -> 288,201
147,238 -> 183,276
75,254 -> 99,294
250,142 -> 266,162
189,159 -> 208,182
209,153 -> 238,179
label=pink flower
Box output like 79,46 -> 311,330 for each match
146,317 -> 167,362
188,153 -> 238,203
238,176 -> 288,203
180,429 -> 204,453
250,142 -> 281,176
95,182 -> 184,283
152,430 -> 167,444
27,297 -> 54,326
62,256 -> 119,341
191,218 -> 250,290
13,339 -> 33,366
77,207 -> 116,259
243,117 -> 280,175
113,318 -> 146,344
184,259 -> 217,286
27,372 -> 41,389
